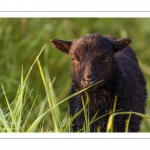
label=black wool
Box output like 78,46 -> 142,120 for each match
50,34 -> 147,132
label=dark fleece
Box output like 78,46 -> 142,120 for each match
50,34 -> 147,132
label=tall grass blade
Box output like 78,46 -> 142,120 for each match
1,85 -> 16,128
81,92 -> 90,132
23,96 -> 38,129
36,99 -> 47,119
0,108 -> 12,132
107,111 -> 150,132
12,65 -> 24,131
125,111 -> 132,132
37,59 -> 60,132
106,114 -> 114,132
48,80 -> 60,132
25,44 -> 46,82
0,117 -> 12,132
106,96 -> 117,132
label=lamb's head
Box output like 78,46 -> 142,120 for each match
50,34 -> 131,90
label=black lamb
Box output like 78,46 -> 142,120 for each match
50,34 -> 147,132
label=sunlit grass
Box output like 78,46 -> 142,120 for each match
0,18 -> 150,132
0,45 -> 150,132
0,44 -> 104,132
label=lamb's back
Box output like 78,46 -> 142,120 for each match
113,46 -> 146,113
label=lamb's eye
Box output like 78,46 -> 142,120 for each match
71,57 -> 76,61
104,57 -> 109,62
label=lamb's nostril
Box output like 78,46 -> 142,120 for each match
84,77 -> 94,82
83,76 -> 95,87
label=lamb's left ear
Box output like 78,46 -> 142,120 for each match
50,39 -> 72,54
112,38 -> 132,53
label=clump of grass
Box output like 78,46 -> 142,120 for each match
106,96 -> 150,132
0,45 -> 46,132
0,44 -> 150,132
0,44 -> 102,132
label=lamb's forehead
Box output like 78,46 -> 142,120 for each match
70,34 -> 113,54
73,34 -> 105,44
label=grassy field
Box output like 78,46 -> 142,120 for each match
0,18 -> 150,132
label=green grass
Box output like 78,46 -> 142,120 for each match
0,47 -> 106,132
0,18 -> 150,132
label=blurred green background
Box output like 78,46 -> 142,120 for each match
0,18 -> 150,131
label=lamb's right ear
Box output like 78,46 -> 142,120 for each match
50,39 -> 72,54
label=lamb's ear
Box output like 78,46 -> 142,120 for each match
112,38 -> 132,53
50,39 -> 72,54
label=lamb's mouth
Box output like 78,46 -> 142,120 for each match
81,79 -> 104,90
